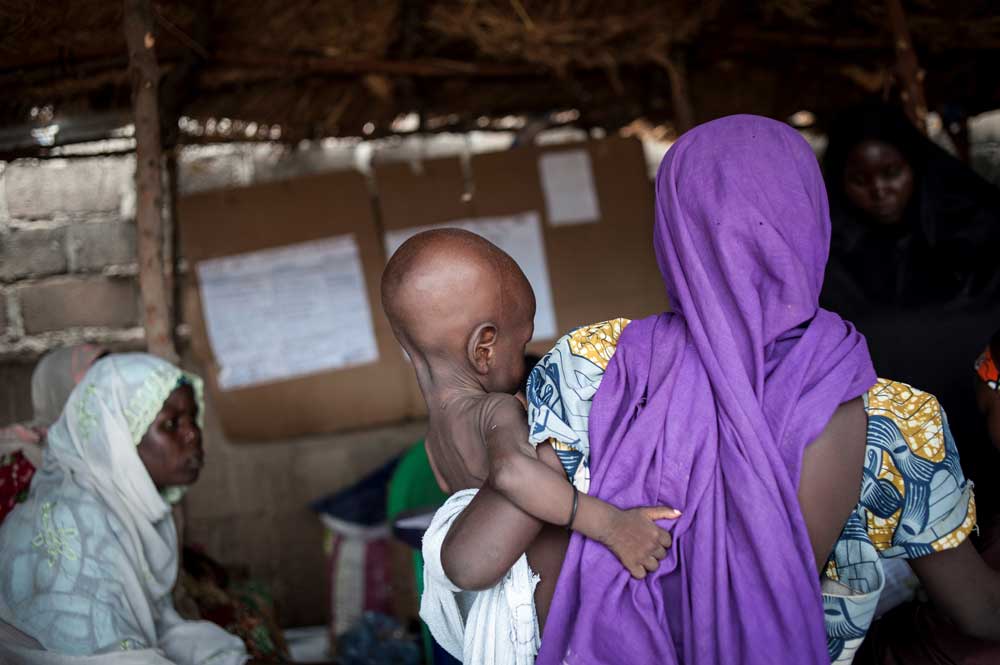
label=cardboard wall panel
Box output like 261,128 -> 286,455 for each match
374,157 -> 472,417
375,157 -> 471,231
179,139 -> 667,440
178,171 -> 411,440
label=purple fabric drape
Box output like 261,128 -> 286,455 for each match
538,115 -> 877,665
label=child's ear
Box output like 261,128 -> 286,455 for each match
468,322 -> 499,375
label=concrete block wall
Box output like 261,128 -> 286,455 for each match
0,157 -> 143,362
0,157 -> 145,430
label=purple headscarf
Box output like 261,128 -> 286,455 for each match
537,116 -> 877,664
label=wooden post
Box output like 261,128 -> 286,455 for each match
942,110 -> 971,164
886,0 -> 928,133
655,53 -> 695,135
124,0 -> 177,361
164,151 -> 179,336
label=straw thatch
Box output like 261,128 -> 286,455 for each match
1,0 -> 999,154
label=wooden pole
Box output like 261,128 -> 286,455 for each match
164,151 -> 179,336
944,114 -> 971,164
886,0 -> 928,133
654,53 -> 695,134
124,0 -> 177,361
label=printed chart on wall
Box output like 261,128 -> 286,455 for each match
196,235 -> 379,390
538,149 -> 601,226
383,211 -> 558,341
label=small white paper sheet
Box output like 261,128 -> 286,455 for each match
384,211 -> 559,341
538,149 -> 601,226
196,235 -> 379,390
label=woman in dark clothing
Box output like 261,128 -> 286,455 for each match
821,104 -> 1000,521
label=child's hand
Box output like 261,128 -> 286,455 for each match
602,506 -> 679,579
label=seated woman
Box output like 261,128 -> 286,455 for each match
422,116 -> 1000,665
821,104 -> 1000,524
0,353 -> 254,665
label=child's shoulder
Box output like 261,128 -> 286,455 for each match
436,393 -> 524,449
481,392 -> 528,431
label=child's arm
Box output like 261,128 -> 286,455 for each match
442,395 -> 677,588
441,481 -> 547,590
487,397 -> 678,574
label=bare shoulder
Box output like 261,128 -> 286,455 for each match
427,397 -> 504,490
480,392 -> 529,435
476,392 -> 533,463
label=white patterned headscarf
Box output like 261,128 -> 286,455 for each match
0,354 -> 247,665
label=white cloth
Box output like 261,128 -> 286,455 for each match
420,489 -> 541,665
872,558 -> 920,619
0,354 -> 247,665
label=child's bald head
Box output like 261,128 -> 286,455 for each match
382,229 -> 535,393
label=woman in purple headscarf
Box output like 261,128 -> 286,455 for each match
419,115 -> 1000,665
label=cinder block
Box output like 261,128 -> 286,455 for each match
178,151 -> 252,194
5,158 -> 131,219
252,143 -> 357,184
67,220 -> 137,271
0,226 -> 67,281
19,276 -> 139,333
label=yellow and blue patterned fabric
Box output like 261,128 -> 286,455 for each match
525,319 -> 630,493
823,379 -> 976,663
526,320 -> 977,664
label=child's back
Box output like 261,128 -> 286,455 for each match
426,390 -> 571,624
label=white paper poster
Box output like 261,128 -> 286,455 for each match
384,211 -> 559,341
196,235 -> 379,390
538,149 -> 601,226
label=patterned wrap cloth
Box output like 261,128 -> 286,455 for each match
976,345 -> 999,392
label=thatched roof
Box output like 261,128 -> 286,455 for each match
2,1 -> 998,155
